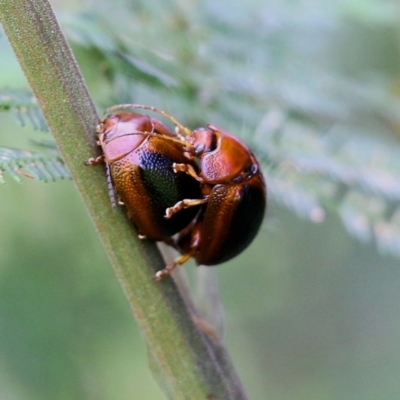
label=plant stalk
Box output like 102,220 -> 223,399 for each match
0,0 -> 248,398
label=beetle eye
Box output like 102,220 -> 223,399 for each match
192,128 -> 217,153
194,144 -> 205,155
242,163 -> 257,175
251,164 -> 258,174
105,130 -> 114,141
232,175 -> 243,183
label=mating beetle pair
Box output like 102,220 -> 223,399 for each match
87,104 -> 267,281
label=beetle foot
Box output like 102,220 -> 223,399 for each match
172,163 -> 203,182
85,155 -> 104,165
172,163 -> 189,173
153,263 -> 177,282
165,201 -> 185,218
165,197 -> 208,219
95,123 -> 104,134
174,127 -> 190,141
153,252 -> 193,282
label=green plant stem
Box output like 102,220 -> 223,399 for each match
0,0 -> 247,398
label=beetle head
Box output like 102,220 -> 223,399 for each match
97,112 -> 151,163
192,125 -> 258,184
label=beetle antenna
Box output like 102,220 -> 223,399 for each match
105,104 -> 193,136
104,130 -> 188,147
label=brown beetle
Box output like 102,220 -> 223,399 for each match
87,111 -> 202,242
107,105 -> 267,281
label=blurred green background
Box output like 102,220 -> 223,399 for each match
2,0 -> 400,399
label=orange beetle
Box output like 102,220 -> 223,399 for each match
107,105 -> 267,281
86,111 -> 202,242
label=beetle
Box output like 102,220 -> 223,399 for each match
86,111 -> 202,243
106,104 -> 267,281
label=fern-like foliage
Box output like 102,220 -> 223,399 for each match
0,146 -> 70,183
0,88 -> 69,183
2,0 -> 400,257
0,88 -> 48,131
254,111 -> 400,254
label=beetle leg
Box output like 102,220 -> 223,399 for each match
95,123 -> 104,134
85,155 -> 117,207
153,252 -> 194,282
105,163 -> 117,208
165,197 -> 209,219
85,155 -> 104,165
173,163 -> 203,182
174,126 -> 185,140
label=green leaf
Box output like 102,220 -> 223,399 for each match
0,87 -> 48,130
0,146 -> 70,183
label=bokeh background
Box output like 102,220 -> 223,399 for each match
2,0 -> 400,399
